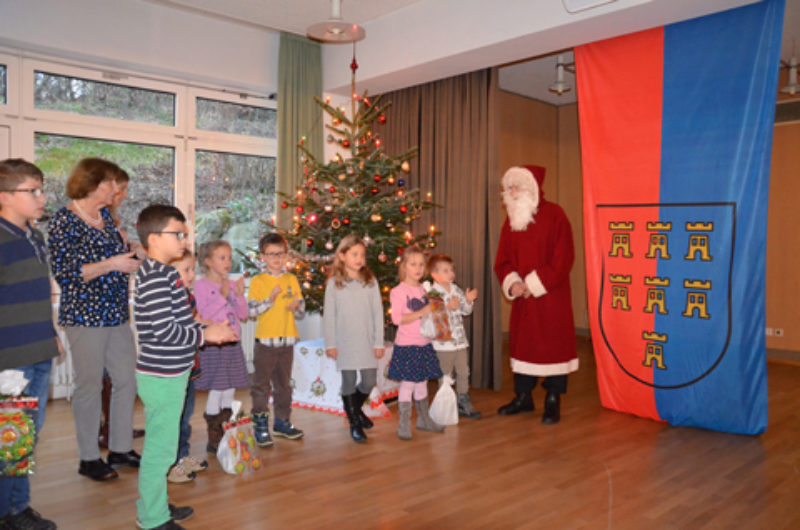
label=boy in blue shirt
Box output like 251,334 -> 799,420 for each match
0,158 -> 61,530
133,205 -> 234,530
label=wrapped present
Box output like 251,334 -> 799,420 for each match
0,397 -> 38,477
425,290 -> 452,341
217,401 -> 262,476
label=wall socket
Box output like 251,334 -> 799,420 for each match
766,327 -> 774,336
775,328 -> 784,337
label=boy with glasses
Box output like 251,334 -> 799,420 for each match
133,205 -> 235,530
247,233 -> 306,446
0,158 -> 60,530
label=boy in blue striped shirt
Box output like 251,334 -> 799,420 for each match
0,158 -> 60,530
133,205 -> 234,530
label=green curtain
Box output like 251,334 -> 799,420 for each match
277,33 -> 322,228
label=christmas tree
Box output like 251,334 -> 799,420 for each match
254,93 -> 439,320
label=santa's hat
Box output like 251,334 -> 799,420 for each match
502,165 -> 545,191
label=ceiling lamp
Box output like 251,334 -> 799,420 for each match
549,54 -> 573,96
780,56 -> 798,96
307,0 -> 365,44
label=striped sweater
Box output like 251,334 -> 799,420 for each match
0,218 -> 58,370
134,258 -> 203,377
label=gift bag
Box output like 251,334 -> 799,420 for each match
425,290 -> 452,341
429,375 -> 458,426
0,396 -> 38,477
217,401 -> 263,475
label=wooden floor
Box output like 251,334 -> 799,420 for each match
32,337 -> 800,529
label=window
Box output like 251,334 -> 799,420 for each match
35,133 -> 175,241
194,150 -> 276,271
196,97 -> 276,138
34,71 -> 176,126
0,64 -> 6,105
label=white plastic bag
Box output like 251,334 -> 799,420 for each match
217,401 -> 263,475
429,375 -> 459,426
420,314 -> 437,340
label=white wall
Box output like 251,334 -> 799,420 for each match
0,0 -> 279,94
322,0 -> 760,95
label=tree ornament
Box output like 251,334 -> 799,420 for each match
397,179 -> 405,187
342,218 -> 351,226
373,175 -> 381,182
370,213 -> 382,222
429,240 -> 437,248
329,186 -> 336,193
342,139 -> 351,148
281,202 -> 288,209
296,206 -> 304,214
306,238 -> 313,247
332,118 -> 341,126
303,281 -> 311,290
370,187 -> 379,195
359,161 -> 365,170
378,253 -> 387,263
325,241 -> 334,251
387,176 -> 396,185
399,205 -> 408,214
404,216 -> 411,224
347,166 -> 355,175
324,205 -> 333,213
397,190 -> 405,198
378,114 -> 387,124
338,173 -> 347,181
363,234 -> 372,245
401,161 -> 411,173
332,218 -> 341,229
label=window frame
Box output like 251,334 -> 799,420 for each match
0,48 -> 277,247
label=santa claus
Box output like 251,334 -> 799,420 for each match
494,165 -> 578,424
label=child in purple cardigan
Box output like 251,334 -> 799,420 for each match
193,240 -> 250,453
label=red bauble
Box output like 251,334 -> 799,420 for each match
342,139 -> 351,148
370,187 -> 379,195
399,205 -> 408,214
329,186 -> 336,193
310,187 -> 317,194
373,175 -> 381,182
378,114 -> 387,124
342,218 -> 351,226
296,206 -> 304,214
397,247 -> 404,255
281,202 -> 288,209
306,238 -> 313,247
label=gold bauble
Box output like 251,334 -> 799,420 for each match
401,161 -> 411,173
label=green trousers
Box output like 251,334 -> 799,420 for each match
136,371 -> 189,529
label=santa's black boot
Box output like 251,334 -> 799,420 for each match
497,392 -> 534,415
541,392 -> 561,424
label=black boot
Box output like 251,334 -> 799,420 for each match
353,389 -> 374,429
497,392 -> 534,415
542,392 -> 561,424
342,394 -> 367,443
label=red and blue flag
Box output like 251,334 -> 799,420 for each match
575,0 -> 784,434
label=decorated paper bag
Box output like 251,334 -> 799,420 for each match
0,396 -> 38,477
217,401 -> 263,475
425,290 -> 452,341
429,375 -> 458,426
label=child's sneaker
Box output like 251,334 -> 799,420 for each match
457,393 -> 482,419
273,418 -> 304,440
166,462 -> 196,484
179,456 -> 208,473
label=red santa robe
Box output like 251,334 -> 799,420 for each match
494,166 -> 579,376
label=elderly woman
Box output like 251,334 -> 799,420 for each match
48,158 -> 141,481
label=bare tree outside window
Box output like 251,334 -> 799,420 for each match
195,150 -> 276,272
35,133 -> 175,242
196,97 -> 276,138
0,65 -> 6,105
34,71 -> 175,126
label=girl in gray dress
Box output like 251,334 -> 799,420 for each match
323,235 -> 385,443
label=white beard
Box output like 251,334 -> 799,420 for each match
503,190 -> 538,231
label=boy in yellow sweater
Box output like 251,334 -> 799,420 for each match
247,233 -> 305,446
